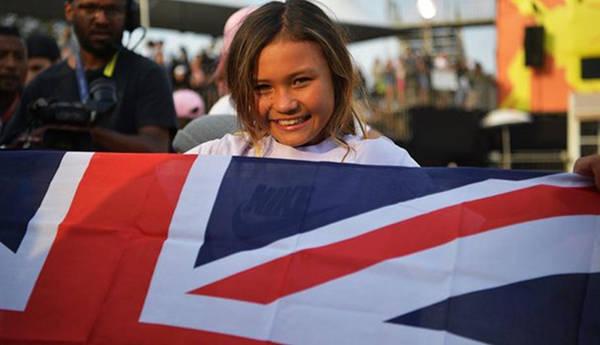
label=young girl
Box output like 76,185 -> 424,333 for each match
187,0 -> 418,167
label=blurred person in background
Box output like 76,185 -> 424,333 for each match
402,47 -> 418,107
169,46 -> 190,88
466,62 -> 495,111
25,33 -> 61,85
0,0 -> 177,152
395,55 -> 406,108
146,39 -> 165,66
194,49 -> 219,110
173,88 -> 205,128
0,26 -> 27,137
383,59 -> 397,112
454,58 -> 470,108
415,54 -> 431,106
208,6 -> 257,115
171,63 -> 190,90
371,57 -> 385,102
188,54 -> 206,90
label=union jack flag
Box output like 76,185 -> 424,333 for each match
1,151 -> 599,345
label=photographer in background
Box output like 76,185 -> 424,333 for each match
0,26 -> 27,137
0,0 -> 177,152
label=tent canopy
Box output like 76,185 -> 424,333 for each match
3,0 -> 398,41
3,0 -> 492,42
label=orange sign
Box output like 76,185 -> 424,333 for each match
497,0 -> 600,112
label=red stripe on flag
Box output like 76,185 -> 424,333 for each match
191,185 -> 600,304
1,154 -> 262,345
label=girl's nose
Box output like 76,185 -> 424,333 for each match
273,88 -> 299,114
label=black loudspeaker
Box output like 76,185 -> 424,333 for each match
524,26 -> 545,68
125,0 -> 140,32
581,57 -> 600,79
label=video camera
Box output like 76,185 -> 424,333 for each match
27,78 -> 118,150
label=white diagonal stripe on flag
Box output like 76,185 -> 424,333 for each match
0,152 -> 92,311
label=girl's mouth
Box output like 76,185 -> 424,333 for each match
271,114 -> 311,127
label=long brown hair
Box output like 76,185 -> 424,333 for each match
226,0 -> 365,150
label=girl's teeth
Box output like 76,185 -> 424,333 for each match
278,117 -> 305,126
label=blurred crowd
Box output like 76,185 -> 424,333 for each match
369,48 -> 497,114
144,39 -> 218,123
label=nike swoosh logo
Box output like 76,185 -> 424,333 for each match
195,184 -> 343,266
231,203 -> 340,240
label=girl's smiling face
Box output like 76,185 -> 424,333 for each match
254,38 -> 335,147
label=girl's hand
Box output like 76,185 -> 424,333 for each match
574,154 -> 600,191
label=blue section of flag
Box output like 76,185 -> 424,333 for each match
387,273 -> 600,345
195,157 -> 549,266
0,151 -> 65,253
579,273 -> 600,345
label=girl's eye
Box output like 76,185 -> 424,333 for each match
292,77 -> 311,87
254,84 -> 272,94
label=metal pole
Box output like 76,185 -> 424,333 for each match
567,93 -> 580,172
501,125 -> 512,169
139,0 -> 151,28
